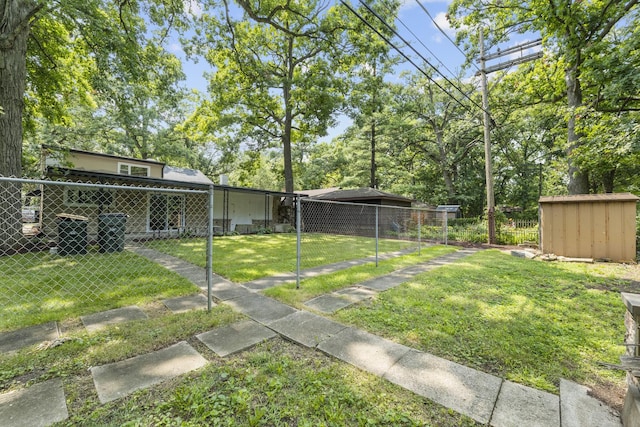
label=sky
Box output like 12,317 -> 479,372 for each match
173,0 -> 540,141
175,0 -> 467,91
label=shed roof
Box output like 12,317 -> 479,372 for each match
295,187 -> 340,197
436,205 -> 461,212
539,193 -> 639,203
308,187 -> 413,203
42,145 -> 165,166
163,166 -> 213,186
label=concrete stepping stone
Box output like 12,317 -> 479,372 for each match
0,322 -> 59,354
81,306 -> 148,333
163,294 -> 212,313
0,378 -> 68,426
223,293 -> 297,324
359,273 -> 412,292
491,380 -> 559,427
196,320 -> 277,357
91,341 -> 207,403
335,286 -> 377,301
318,327 -> 411,377
207,281 -> 252,301
268,311 -> 348,348
170,267 -> 206,286
299,259 -> 370,278
303,287 -> 375,314
304,294 -> 355,313
242,274 -> 296,291
559,379 -> 621,427
384,349 -> 502,425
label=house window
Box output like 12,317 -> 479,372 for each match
148,194 -> 185,231
118,162 -> 150,177
64,188 -> 113,207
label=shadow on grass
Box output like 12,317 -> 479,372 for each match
0,250 -> 198,331
334,250 -> 632,400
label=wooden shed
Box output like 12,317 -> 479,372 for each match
539,193 -> 639,262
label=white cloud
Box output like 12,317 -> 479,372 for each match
183,0 -> 202,17
432,11 -> 453,33
428,11 -> 457,43
169,42 -> 184,54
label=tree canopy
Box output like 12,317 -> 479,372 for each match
2,0 -> 639,227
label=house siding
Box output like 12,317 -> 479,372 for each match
46,151 -> 164,178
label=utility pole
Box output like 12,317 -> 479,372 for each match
478,31 -> 542,245
479,30 -> 496,244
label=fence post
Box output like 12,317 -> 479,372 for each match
418,210 -> 421,255
443,211 -> 448,246
375,206 -> 379,267
206,185 -> 214,311
296,195 -> 301,289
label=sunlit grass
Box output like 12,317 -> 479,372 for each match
54,338 -> 478,426
333,249 -> 631,401
147,233 -> 418,282
0,250 -> 198,331
264,245 -> 458,307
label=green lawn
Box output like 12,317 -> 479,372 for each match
1,241 -> 633,420
146,233 -> 418,282
59,338 -> 478,426
328,250 -> 629,402
264,245 -> 458,307
0,250 -> 198,331
0,300 -> 477,426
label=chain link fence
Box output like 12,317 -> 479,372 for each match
298,199 -> 446,271
4,174 -> 543,332
0,176 -> 215,331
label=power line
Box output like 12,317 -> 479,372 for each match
340,0 -> 475,116
376,1 -> 460,79
413,0 -> 481,73
355,0 -> 492,119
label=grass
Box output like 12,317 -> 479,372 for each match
0,303 -> 478,426
2,235 -> 635,420
59,338 -> 478,426
146,233 -> 417,282
264,245 -> 458,307
0,250 -> 198,331
326,250 -> 632,406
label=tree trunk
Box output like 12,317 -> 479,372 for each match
282,36 -> 294,198
370,121 -> 376,188
435,130 -> 455,203
0,0 -> 38,253
565,57 -> 590,194
602,169 -> 616,193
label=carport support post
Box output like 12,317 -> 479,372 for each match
206,185 -> 214,311
296,194 -> 301,289
375,206 -> 379,267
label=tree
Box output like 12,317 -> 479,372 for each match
449,0 -> 640,194
187,0 -> 352,196
343,0 -> 401,189
388,72 -> 483,207
0,0 -> 187,252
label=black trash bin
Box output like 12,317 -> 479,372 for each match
98,213 -> 128,253
56,214 -> 89,255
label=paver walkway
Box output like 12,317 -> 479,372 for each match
305,249 -> 478,313
0,247 -> 623,426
